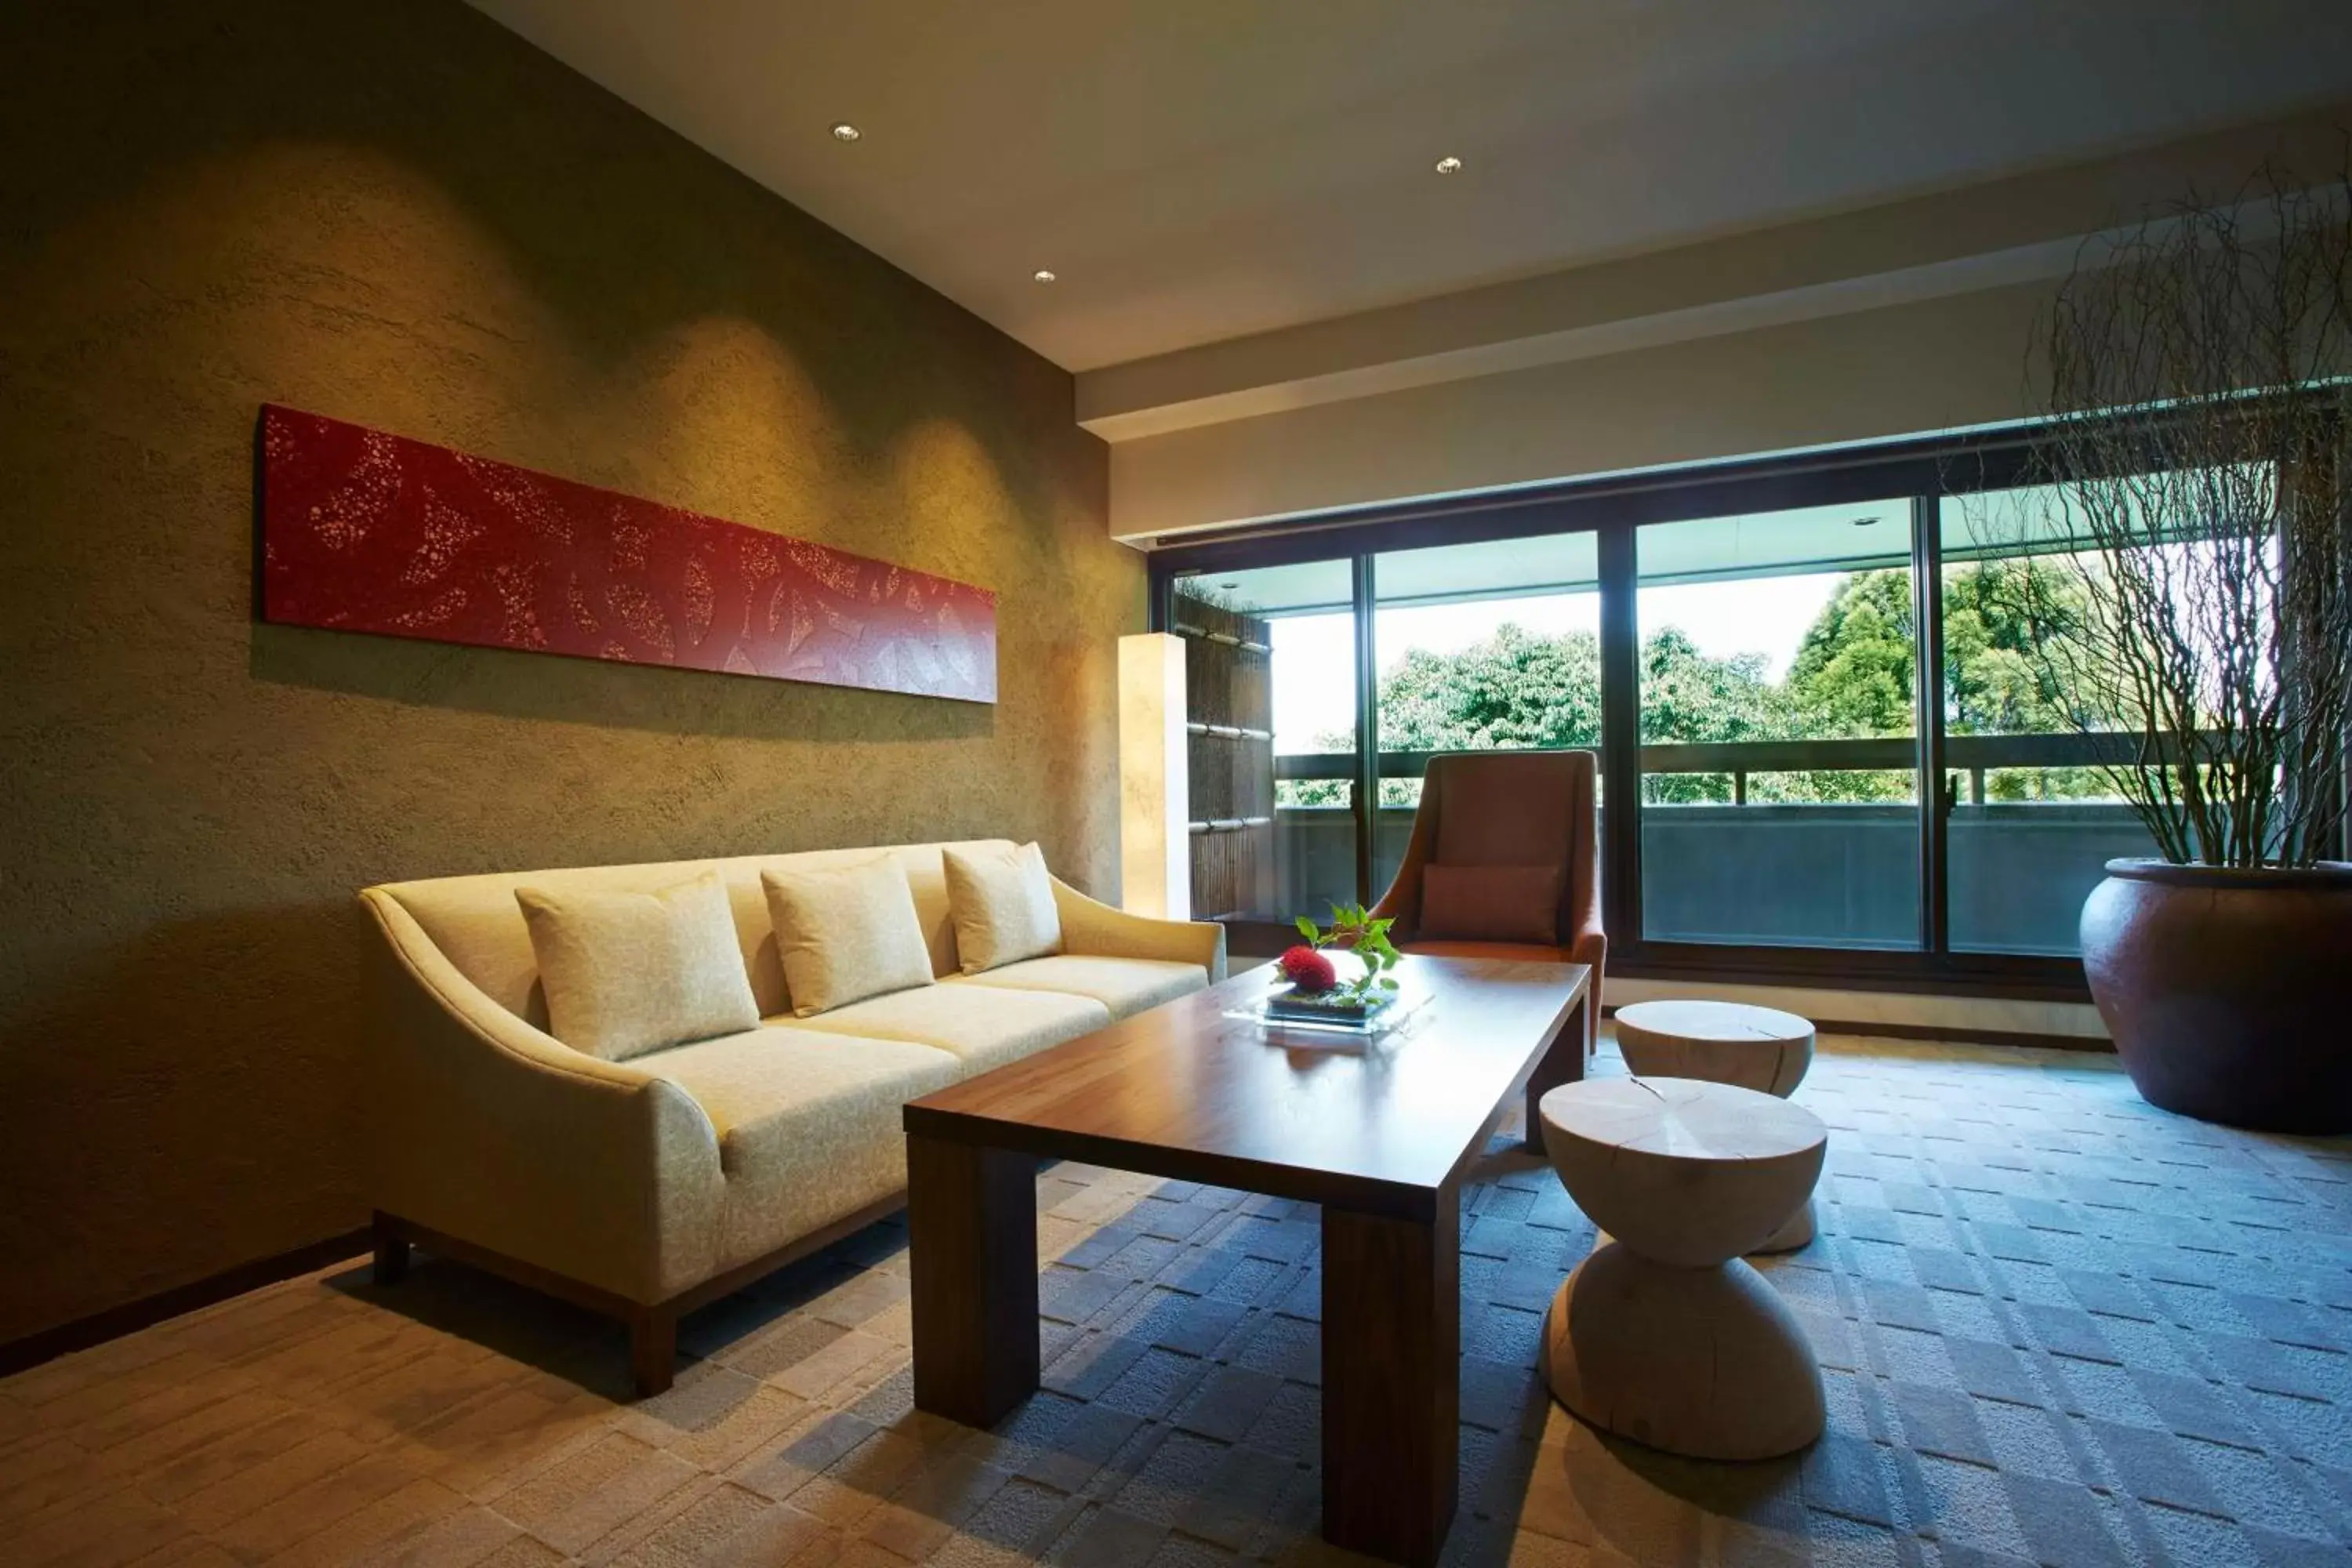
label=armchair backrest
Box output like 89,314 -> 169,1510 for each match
1374,750 -> 1599,946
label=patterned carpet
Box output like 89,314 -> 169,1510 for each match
3,1033 -> 2350,1567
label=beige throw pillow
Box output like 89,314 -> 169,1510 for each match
943,841 -> 1064,974
514,871 -> 760,1061
761,855 -> 936,1016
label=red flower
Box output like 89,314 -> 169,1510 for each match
1279,945 -> 1338,994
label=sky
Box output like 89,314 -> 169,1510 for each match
1269,575 -> 1843,752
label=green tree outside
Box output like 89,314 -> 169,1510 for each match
1268,562 -> 2108,808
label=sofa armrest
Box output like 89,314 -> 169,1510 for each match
359,889 -> 725,1304
1050,877 -> 1228,982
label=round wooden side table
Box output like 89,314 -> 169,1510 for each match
1536,1076 -> 1828,1461
1613,999 -> 1819,1250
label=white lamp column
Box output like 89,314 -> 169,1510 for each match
1118,633 -> 1190,920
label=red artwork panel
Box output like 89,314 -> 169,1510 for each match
257,405 -> 996,703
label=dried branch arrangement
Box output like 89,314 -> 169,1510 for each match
1984,155 -> 2352,868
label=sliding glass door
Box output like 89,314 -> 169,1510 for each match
1148,427 -> 2249,991
1634,503 -> 1922,949
1370,532 -> 1602,895
1169,530 -> 1605,930
1937,483 -> 2172,954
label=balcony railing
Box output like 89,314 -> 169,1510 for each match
1272,730 -> 2179,803
1250,733 -> 2168,956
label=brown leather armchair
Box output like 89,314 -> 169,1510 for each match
1370,750 -> 1605,1055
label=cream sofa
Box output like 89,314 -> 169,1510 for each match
359,840 -> 1225,1394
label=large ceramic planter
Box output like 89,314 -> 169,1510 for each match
2081,858 -> 2352,1133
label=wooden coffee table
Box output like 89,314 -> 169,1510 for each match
902,954 -> 1592,1567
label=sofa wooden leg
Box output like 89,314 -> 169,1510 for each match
372,1214 -> 410,1286
630,1306 -> 677,1398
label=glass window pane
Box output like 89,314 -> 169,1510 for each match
1173,563 -> 1356,923
1938,485 -> 2165,955
1370,531 -> 1601,896
1636,502 -> 1922,949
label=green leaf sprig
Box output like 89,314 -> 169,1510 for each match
1290,903 -> 1403,1004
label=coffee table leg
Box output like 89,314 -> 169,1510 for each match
908,1133 -> 1040,1427
1521,993 -> 1588,1151
1321,1186 -> 1459,1566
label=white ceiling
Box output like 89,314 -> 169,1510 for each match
468,0 -> 2352,373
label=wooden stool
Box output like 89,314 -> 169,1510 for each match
1536,1076 -> 1827,1461
1613,1000 -> 1818,1250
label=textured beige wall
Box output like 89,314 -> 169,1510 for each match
0,2 -> 1136,1342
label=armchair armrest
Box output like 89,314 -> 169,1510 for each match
359,889 -> 724,1303
1050,877 -> 1228,982
1566,909 -> 1606,968
1566,913 -> 1606,1053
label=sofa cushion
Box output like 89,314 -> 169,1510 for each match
514,871 -> 760,1061
639,1027 -> 960,1264
377,841 -> 1012,1028
763,855 -> 936,1017
956,955 -> 1207,1019
775,982 -> 1109,1076
943,841 -> 1063,973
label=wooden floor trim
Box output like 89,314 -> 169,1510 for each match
2,1191 -> 917,1385
1809,1018 -> 2113,1054
1599,1003 -> 2113,1055
0,1225 -> 373,1378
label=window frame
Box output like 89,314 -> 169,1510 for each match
1145,421 -> 2306,1001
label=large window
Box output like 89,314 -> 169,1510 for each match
1149,432 -> 2268,992
1370,532 -> 1600,893
1939,485 -> 2166,955
1636,503 -> 1920,949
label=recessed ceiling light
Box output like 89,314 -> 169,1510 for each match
1434,155 -> 1464,176
1033,269 -> 1058,285
830,122 -> 862,143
